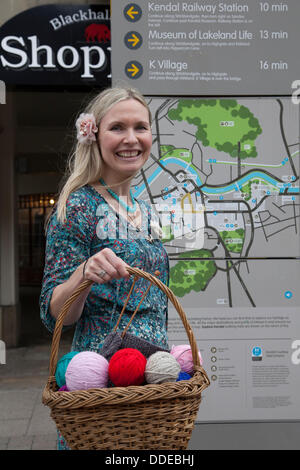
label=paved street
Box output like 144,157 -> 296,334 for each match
0,340 -> 71,450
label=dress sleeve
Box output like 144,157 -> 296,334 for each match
39,190 -> 95,333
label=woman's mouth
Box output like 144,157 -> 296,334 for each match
115,150 -> 142,160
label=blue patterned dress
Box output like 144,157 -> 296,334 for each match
40,185 -> 169,450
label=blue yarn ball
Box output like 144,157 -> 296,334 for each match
55,351 -> 79,388
176,371 -> 191,382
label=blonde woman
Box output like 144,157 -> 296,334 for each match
40,87 -> 169,449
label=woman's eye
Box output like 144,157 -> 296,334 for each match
109,124 -> 149,131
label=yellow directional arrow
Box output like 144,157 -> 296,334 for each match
126,6 -> 139,19
128,33 -> 140,47
127,63 -> 139,77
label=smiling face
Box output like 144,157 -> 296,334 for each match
97,98 -> 152,184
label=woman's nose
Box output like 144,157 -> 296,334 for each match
123,128 -> 138,144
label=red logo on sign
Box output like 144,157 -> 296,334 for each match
84,24 -> 110,42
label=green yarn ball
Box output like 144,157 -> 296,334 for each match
55,351 -> 79,388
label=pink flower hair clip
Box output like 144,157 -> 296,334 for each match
75,113 -> 98,145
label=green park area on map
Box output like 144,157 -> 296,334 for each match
168,99 -> 262,159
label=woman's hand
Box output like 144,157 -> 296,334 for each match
50,248 -> 130,324
83,248 -> 130,283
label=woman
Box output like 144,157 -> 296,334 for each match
40,86 -> 169,449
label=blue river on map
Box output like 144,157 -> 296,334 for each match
133,157 -> 299,197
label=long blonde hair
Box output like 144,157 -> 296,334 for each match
55,86 -> 151,224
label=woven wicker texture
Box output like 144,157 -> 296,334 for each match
42,266 -> 210,450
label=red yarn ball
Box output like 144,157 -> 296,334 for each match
108,348 -> 147,387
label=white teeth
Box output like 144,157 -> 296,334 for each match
116,151 -> 140,158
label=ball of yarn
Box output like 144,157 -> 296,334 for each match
65,351 -> 109,391
55,351 -> 79,388
170,344 -> 203,374
145,351 -> 181,384
108,348 -> 147,387
176,371 -> 191,382
58,385 -> 69,391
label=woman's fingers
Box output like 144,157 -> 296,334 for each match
101,248 -> 130,279
84,248 -> 130,283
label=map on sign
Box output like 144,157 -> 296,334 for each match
132,97 -> 300,308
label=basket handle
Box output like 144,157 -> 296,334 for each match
48,266 -> 201,377
114,270 -> 160,338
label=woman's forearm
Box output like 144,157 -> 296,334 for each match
49,248 -> 130,326
49,261 -> 92,326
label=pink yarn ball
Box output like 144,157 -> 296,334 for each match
65,351 -> 109,391
170,344 -> 203,374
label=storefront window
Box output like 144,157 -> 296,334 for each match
18,194 -> 55,285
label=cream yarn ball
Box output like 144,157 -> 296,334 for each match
145,351 -> 181,384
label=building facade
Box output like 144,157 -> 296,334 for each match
0,0 -> 109,347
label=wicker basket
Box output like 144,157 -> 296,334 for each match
42,266 -> 210,450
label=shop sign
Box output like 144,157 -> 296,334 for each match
0,4 -> 111,86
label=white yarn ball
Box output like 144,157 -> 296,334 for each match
145,351 -> 181,384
